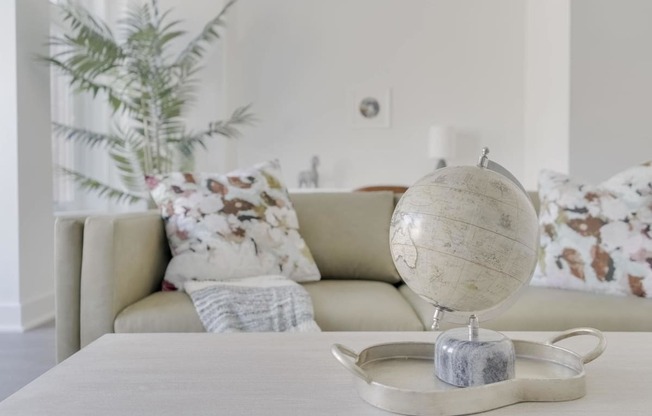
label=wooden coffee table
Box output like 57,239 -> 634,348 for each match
0,331 -> 648,415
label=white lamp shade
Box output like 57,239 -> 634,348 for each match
428,126 -> 456,159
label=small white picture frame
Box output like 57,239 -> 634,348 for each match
349,87 -> 391,128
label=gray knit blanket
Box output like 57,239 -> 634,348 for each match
184,275 -> 321,333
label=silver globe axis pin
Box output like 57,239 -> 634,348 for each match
431,307 -> 445,330
478,147 -> 490,168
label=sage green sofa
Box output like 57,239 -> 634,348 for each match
54,191 -> 652,363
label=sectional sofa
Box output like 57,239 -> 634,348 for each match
54,191 -> 652,363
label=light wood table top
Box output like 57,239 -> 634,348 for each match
0,331 -> 649,415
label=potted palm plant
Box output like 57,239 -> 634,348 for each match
46,0 -> 253,205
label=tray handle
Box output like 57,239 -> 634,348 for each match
331,344 -> 371,383
546,327 -> 607,364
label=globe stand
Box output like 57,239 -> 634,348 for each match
434,315 -> 515,387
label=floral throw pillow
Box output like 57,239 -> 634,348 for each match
147,160 -> 321,291
531,162 -> 652,298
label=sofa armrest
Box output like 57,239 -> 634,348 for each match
79,210 -> 170,349
54,216 -> 87,363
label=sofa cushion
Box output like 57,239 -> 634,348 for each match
116,280 -> 423,333
399,284 -> 652,332
290,191 -> 401,283
531,164 -> 652,298
146,160 -> 320,290
302,280 -> 423,331
115,291 -> 204,333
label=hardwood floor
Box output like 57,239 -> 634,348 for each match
0,321 -> 56,401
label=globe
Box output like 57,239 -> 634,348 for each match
389,163 -> 539,324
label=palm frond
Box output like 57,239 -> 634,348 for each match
52,123 -> 121,148
152,8 -> 186,50
57,0 -> 119,51
109,151 -> 146,193
207,104 -> 258,137
173,0 -> 237,75
158,25 -> 185,49
45,56 -> 121,100
174,104 -> 256,157
52,2 -> 125,79
107,132 -> 148,192
58,166 -> 144,205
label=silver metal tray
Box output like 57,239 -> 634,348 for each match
332,328 -> 606,416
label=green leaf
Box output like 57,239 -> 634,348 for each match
52,123 -> 121,148
58,166 -> 144,205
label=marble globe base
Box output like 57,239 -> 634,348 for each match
435,327 -> 515,387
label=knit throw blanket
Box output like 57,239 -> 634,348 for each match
184,275 -> 321,333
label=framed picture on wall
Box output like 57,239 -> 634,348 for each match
349,87 -> 391,128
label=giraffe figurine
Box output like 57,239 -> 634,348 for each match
298,155 -> 319,188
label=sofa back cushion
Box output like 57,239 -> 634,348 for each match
290,191 -> 401,284
528,191 -> 540,214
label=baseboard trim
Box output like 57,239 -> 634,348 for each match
0,301 -> 22,332
0,291 -> 54,332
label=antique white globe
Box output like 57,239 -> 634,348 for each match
389,158 -> 539,325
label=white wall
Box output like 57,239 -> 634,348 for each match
523,0 -> 570,189
570,0 -> 652,183
0,0 -> 53,332
225,0 -> 527,189
0,1 -> 21,330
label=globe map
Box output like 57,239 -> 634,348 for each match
389,165 -> 539,322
